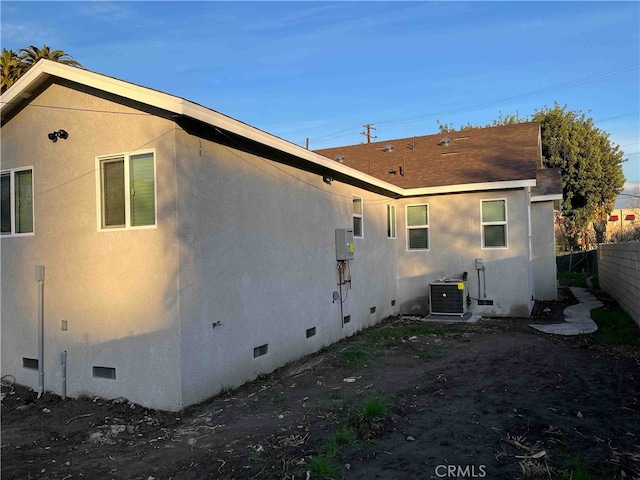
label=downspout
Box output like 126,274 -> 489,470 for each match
35,265 -> 45,398
526,188 -> 535,306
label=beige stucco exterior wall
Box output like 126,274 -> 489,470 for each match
173,130 -> 399,406
531,200 -> 558,300
2,80 -> 555,410
395,189 -> 534,317
1,83 -> 183,410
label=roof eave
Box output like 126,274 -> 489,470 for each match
531,193 -> 563,202
1,61 -> 539,200
403,179 -> 537,197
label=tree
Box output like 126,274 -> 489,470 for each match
1,45 -> 82,94
437,104 -> 626,247
18,45 -> 82,69
1,49 -> 24,93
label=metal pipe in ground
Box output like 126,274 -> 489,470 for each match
35,265 -> 45,399
60,351 -> 67,400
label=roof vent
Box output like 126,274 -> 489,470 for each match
438,138 -> 452,147
377,144 -> 395,153
335,154 -> 345,163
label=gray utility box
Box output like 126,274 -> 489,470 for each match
335,228 -> 354,261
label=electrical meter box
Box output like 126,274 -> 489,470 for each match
335,228 -> 354,261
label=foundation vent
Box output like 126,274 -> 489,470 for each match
254,344 -> 268,358
93,366 -> 116,379
23,358 -> 38,370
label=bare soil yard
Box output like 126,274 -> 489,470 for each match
2,287 -> 640,480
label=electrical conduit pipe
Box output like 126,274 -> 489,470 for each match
35,265 -> 45,399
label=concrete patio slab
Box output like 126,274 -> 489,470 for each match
530,287 -> 601,335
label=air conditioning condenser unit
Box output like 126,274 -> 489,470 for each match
429,282 -> 467,316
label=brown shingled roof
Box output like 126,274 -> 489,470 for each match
314,122 -> 542,189
532,168 -> 563,198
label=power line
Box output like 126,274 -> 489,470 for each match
0,101 -> 152,116
307,61 -> 639,145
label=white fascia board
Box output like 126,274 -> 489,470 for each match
531,194 -> 563,202
0,62 -> 49,116
180,102 -> 404,195
403,179 -> 536,197
2,61 -> 537,200
2,61 -> 400,194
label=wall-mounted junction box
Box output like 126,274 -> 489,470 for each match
335,228 -> 354,261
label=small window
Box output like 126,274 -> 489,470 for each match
97,150 -> 156,230
306,327 -> 316,338
254,344 -> 268,358
93,366 -> 116,379
370,306 -> 376,314
406,204 -> 429,250
352,196 -> 363,238
1,167 -> 34,236
391,299 -> 396,307
387,204 -> 396,239
482,199 -> 507,248
343,315 -> 351,324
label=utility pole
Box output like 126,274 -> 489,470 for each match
361,124 -> 377,144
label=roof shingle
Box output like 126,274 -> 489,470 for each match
314,122 -> 542,189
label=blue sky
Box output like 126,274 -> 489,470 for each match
2,1 -> 638,205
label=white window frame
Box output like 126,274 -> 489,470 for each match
95,149 -> 157,232
0,166 -> 35,237
352,195 -> 363,238
406,203 -> 429,251
481,198 -> 508,249
387,204 -> 396,239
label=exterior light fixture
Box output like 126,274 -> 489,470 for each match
323,176 -> 333,185
47,130 -> 69,142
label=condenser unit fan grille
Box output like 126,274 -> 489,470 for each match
430,283 -> 467,315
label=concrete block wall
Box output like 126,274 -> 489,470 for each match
598,242 -> 640,325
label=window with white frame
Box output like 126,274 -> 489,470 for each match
387,204 -> 396,239
406,204 -> 429,250
1,167 -> 34,236
481,199 -> 507,248
352,196 -> 363,237
97,150 -> 156,230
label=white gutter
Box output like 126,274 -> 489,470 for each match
403,179 -> 536,197
531,194 -> 563,202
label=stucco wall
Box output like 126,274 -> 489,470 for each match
1,83 -> 183,410
173,130 -> 399,406
1,81 -> 554,411
531,200 -> 558,300
395,189 -> 533,318
598,242 -> 640,325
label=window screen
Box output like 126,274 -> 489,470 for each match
407,204 -> 429,250
482,200 -> 507,248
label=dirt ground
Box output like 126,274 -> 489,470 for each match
2,287 -> 640,480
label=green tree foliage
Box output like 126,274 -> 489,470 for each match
1,45 -> 82,94
437,104 -> 626,247
1,49 -> 23,93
